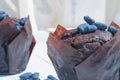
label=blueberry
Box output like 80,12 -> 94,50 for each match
0,11 -> 8,21
77,23 -> 89,34
93,22 -> 107,30
19,18 -> 27,26
77,23 -> 97,34
108,26 -> 117,35
88,25 -> 97,32
15,23 -> 22,31
47,75 -> 58,80
84,16 -> 95,25
32,72 -> 40,80
19,72 -> 32,80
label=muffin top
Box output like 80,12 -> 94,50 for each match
60,16 -> 117,65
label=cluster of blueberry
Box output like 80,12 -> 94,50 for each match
77,16 -> 118,35
19,72 -> 40,80
19,72 -> 58,80
0,11 -> 27,31
16,18 -> 27,31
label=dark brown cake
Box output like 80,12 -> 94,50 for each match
61,29 -> 112,66
47,22 -> 120,80
0,12 -> 36,75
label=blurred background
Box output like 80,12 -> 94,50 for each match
0,0 -> 120,32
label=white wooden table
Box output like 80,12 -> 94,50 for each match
0,31 -> 58,80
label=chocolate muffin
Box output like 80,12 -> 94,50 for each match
47,16 -> 120,80
0,11 -> 36,75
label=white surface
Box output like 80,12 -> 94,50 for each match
0,31 -> 58,80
